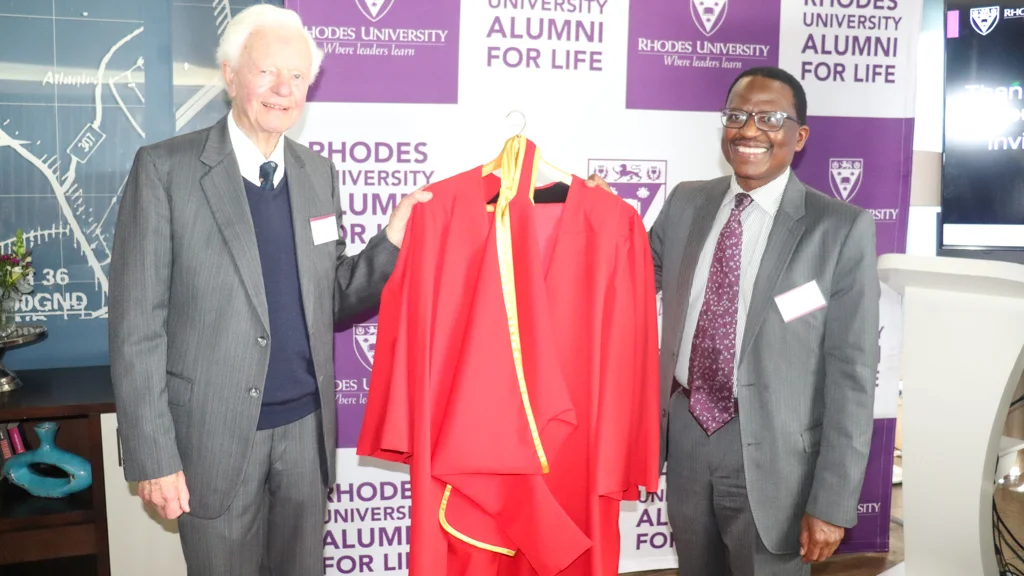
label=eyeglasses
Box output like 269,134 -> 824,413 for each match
720,108 -> 801,132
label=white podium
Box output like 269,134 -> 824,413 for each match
878,253 -> 1024,576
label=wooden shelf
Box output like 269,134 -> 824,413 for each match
0,477 -> 95,531
0,366 -> 115,421
0,555 -> 98,576
0,523 -> 98,565
0,366 -> 114,574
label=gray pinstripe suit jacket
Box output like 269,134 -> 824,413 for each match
652,172 -> 880,554
108,114 -> 398,518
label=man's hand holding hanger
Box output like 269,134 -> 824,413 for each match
584,174 -> 612,193
385,186 -> 434,248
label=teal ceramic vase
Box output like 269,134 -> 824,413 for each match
2,422 -> 92,498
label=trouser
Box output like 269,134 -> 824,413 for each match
178,410 -> 327,576
666,390 -> 809,576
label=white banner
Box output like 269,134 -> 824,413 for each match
282,0 -> 920,571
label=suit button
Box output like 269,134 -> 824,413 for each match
661,409 -> 668,418
249,387 -> 260,398
257,336 -> 267,347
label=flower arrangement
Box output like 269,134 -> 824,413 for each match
1,229 -> 34,307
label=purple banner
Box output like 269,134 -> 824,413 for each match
793,116 -> 915,256
333,316 -> 377,449
286,0 -> 460,103
626,0 -> 780,111
836,418 -> 897,554
793,116 -> 911,555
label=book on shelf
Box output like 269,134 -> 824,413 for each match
0,426 -> 10,462
0,421 -> 29,466
6,422 -> 25,454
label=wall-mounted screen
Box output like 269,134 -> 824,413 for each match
942,1 -> 1024,249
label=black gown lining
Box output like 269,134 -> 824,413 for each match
486,181 -> 570,205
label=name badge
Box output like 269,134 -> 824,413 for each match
774,280 -> 826,323
310,214 -> 339,246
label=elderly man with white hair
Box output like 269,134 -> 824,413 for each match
108,4 -> 430,574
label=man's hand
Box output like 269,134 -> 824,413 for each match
799,513 -> 844,563
385,187 -> 433,248
584,173 -> 612,192
138,470 -> 190,520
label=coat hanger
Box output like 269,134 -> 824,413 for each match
481,111 -> 525,177
481,111 -> 573,186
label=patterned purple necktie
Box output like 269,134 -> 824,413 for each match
687,192 -> 753,435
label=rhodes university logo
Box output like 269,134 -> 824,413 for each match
587,159 -> 667,219
828,158 -> 864,202
353,324 -> 377,370
970,6 -> 999,35
356,0 -> 395,22
691,0 -> 728,36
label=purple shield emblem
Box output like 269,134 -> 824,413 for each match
356,0 -> 396,23
828,158 -> 864,202
587,159 -> 668,220
353,323 -> 377,371
691,0 -> 728,36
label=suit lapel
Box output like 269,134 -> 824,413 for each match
739,174 -> 807,365
199,117 -> 270,332
671,181 -> 728,357
284,140 -> 322,352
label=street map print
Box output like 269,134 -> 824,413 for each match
0,0 -> 264,366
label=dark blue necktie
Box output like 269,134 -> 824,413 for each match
259,161 -> 277,190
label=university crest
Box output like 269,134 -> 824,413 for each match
353,323 -> 377,371
828,158 -> 864,202
691,0 -> 728,36
356,0 -> 396,23
970,6 -> 999,35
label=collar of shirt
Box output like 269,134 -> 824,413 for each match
724,166 -> 790,216
227,110 -> 286,188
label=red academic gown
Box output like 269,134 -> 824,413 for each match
357,138 -> 660,576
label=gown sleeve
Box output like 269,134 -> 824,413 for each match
629,207 -> 662,497
356,202 -> 433,464
595,207 -> 661,501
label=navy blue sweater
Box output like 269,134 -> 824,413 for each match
244,175 -> 320,430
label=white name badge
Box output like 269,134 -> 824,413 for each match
310,214 -> 339,246
774,280 -> 827,323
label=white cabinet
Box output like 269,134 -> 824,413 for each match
100,412 -> 187,575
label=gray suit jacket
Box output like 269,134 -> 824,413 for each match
652,172 -> 879,554
108,115 -> 398,518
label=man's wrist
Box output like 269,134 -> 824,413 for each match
384,224 -> 400,248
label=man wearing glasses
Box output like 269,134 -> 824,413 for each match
587,66 -> 879,575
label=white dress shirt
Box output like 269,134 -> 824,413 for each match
673,167 -> 791,391
227,110 -> 286,188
